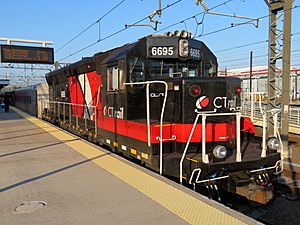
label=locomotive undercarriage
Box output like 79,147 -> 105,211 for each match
160,141 -> 282,204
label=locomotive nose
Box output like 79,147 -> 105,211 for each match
181,78 -> 241,124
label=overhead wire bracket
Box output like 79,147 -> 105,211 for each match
125,0 -> 162,31
195,0 -> 260,28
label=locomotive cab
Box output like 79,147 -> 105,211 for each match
125,35 -> 244,157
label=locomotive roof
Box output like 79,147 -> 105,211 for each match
100,43 -> 137,64
46,34 -> 217,81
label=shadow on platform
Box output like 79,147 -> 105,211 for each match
0,152 -> 111,193
0,127 -> 44,135
0,138 -> 80,158
0,129 -> 61,141
0,108 -> 24,121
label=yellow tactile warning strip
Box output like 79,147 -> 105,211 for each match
14,108 -> 250,225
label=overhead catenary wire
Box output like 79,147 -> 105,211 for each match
196,4 -> 299,38
155,0 -> 233,34
210,4 -> 300,68
219,48 -> 300,64
58,2 -> 299,63
220,55 -> 300,69
55,0 -> 127,53
216,32 -> 300,58
215,40 -> 268,53
216,39 -> 300,61
57,0 -> 183,62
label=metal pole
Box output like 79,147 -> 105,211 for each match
250,51 -> 253,92
273,112 -> 278,138
251,93 -> 254,121
281,0 -> 292,156
158,0 -> 162,16
296,72 -> 299,100
267,9 -> 277,138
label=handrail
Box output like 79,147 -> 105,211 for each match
242,102 -> 300,129
41,100 -> 97,131
188,168 -> 201,185
180,113 -> 201,184
125,81 -> 168,175
46,100 -> 97,108
95,85 -> 101,136
261,108 -> 282,158
195,175 -> 230,184
261,111 -> 267,157
250,160 -> 283,175
179,111 -> 242,184
200,112 -> 242,162
201,115 -> 210,163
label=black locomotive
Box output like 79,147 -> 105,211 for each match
44,32 -> 282,203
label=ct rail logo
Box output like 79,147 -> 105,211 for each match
196,96 -> 209,109
103,106 -> 124,119
103,106 -> 108,116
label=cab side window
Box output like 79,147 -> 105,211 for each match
203,61 -> 217,77
107,66 -> 119,91
129,57 -> 145,83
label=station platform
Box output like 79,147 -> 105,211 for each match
0,107 -> 260,225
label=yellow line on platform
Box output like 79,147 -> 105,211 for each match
14,108 -> 248,225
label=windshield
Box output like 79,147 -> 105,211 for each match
148,60 -> 199,78
129,58 -> 201,82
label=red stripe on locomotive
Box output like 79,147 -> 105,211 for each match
69,71 -> 238,144
69,76 -> 84,116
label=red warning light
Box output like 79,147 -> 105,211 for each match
236,87 -> 242,94
189,85 -> 201,97
193,87 -> 200,95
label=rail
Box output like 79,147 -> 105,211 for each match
179,111 -> 242,184
125,81 -> 169,175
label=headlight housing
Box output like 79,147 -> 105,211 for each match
179,39 -> 189,57
267,137 -> 280,150
213,145 -> 227,159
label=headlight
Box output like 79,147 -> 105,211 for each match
267,137 -> 280,150
213,145 -> 227,159
179,39 -> 189,57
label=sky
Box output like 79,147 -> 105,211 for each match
0,0 -> 299,85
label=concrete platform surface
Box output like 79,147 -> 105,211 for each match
0,107 -> 260,225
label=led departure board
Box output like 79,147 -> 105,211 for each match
0,44 -> 54,64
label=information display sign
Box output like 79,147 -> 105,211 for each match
0,44 -> 54,64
